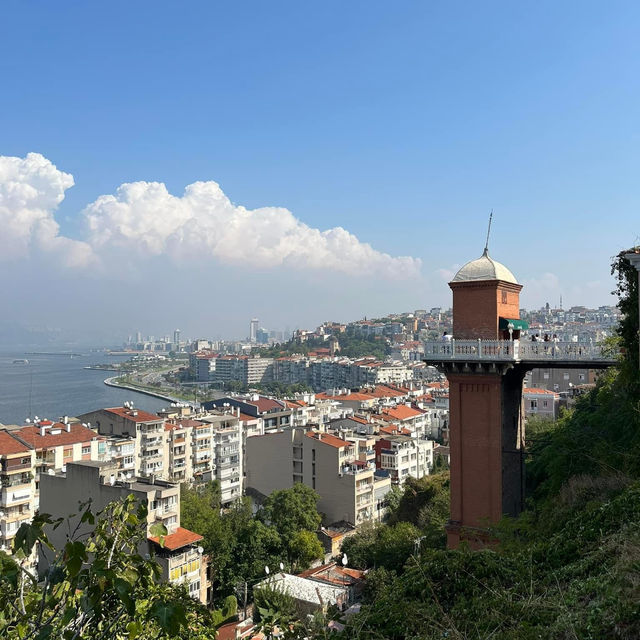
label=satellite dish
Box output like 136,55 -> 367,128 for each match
342,554 -> 348,566
279,562 -> 284,571
264,566 -> 270,575
25,418 -> 31,424
197,546 -> 204,554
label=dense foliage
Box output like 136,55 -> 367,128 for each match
340,473 -> 450,572
180,482 -> 323,606
0,496 -> 211,639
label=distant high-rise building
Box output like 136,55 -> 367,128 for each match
174,329 -> 181,346
136,331 -> 142,343
256,328 -> 269,344
250,318 -> 259,343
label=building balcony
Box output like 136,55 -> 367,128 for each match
423,339 -> 617,366
1,461 -> 32,473
140,451 -> 163,460
1,474 -> 33,489
341,462 -> 374,476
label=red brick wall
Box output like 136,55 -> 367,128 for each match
451,282 -> 499,339
447,373 -> 503,548
496,283 -> 521,321
451,281 -> 522,339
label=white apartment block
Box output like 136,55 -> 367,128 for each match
0,432 -> 35,556
200,415 -> 243,505
245,428 -> 391,527
374,434 -> 433,485
523,388 -> 560,420
0,420 -> 106,566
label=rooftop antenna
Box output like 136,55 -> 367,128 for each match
483,210 -> 493,256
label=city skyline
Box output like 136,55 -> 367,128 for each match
1,2 -> 638,343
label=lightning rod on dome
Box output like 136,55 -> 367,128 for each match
483,210 -> 493,256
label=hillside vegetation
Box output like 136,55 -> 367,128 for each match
331,250 -> 640,640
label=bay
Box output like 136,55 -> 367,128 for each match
0,351 -> 169,425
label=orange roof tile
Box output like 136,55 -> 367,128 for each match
148,526 -> 203,551
379,424 -> 412,436
104,407 -> 163,423
382,405 -> 425,421
306,431 -> 349,448
238,412 -> 261,423
166,418 -> 204,429
523,388 -> 558,396
0,431 -> 31,456
13,423 -> 100,449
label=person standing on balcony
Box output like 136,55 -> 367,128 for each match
442,331 -> 452,355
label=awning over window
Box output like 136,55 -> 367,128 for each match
499,317 -> 529,331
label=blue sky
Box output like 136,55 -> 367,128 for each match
0,2 -> 638,341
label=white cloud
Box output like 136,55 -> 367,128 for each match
0,152 -> 421,279
0,153 -> 93,267
83,180 -> 421,278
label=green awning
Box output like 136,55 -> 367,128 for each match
499,317 -> 529,331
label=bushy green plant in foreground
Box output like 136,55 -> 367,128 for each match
0,496 -> 211,639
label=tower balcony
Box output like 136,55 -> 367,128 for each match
423,339 -> 618,369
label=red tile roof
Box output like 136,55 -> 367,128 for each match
0,431 -> 31,456
13,423 -> 100,449
382,405 -> 425,421
166,418 -> 204,430
306,431 -> 349,448
148,526 -> 203,551
247,397 -> 285,413
238,412 -> 261,423
379,424 -> 412,436
523,388 -> 558,396
104,407 -> 163,423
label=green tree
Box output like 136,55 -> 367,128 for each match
258,484 -> 322,540
180,480 -> 221,541
612,248 -> 640,382
0,496 -> 210,640
387,473 -> 450,548
287,530 -> 324,570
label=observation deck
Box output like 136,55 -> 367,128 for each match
423,339 -> 618,370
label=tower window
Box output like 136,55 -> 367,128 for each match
501,291 -> 507,304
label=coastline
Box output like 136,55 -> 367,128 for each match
103,377 -> 187,405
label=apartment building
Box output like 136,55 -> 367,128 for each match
8,420 -> 106,507
0,420 -> 105,566
523,388 -> 560,420
78,406 -> 166,479
39,461 -> 209,604
0,432 -> 35,555
526,367 -> 596,393
205,395 -> 292,431
165,420 -> 193,483
200,415 -> 243,505
245,428 -> 391,526
374,435 -> 433,484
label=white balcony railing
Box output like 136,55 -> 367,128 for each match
423,339 -> 616,362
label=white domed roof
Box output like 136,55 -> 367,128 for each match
451,250 -> 518,284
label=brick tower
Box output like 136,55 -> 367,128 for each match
446,249 -> 526,548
